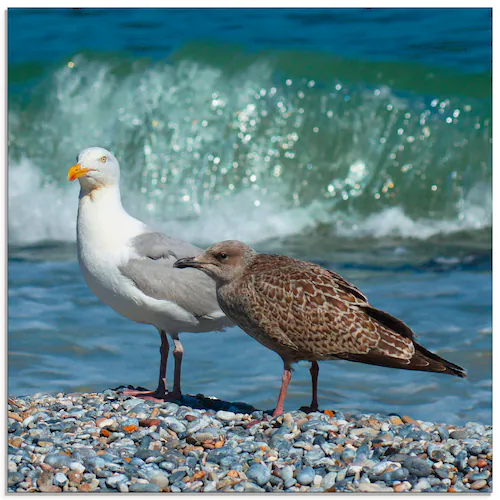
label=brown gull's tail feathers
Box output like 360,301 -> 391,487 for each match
337,304 -> 467,378
336,344 -> 467,378
411,342 -> 467,378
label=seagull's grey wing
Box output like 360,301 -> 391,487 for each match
130,232 -> 203,263
121,232 -> 224,320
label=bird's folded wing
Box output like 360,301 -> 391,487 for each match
324,269 -> 368,303
247,258 -> 412,358
120,258 -> 223,319
130,231 -> 203,263
120,232 -> 221,319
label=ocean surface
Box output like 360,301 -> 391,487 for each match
8,8 -> 492,425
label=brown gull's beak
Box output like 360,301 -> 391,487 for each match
174,256 -> 203,269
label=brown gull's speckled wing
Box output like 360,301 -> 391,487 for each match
225,254 -> 465,377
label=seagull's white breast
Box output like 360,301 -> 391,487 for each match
76,188 -> 152,322
75,186 -> 201,330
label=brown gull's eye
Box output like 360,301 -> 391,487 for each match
217,252 -> 228,261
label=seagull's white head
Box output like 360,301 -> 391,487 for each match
67,147 -> 120,190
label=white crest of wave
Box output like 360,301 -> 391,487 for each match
8,157 -> 490,247
7,157 -> 330,247
9,158 -> 78,245
8,55 -> 491,247
143,193 -> 331,246
337,203 -> 490,239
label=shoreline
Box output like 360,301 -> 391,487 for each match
8,389 -> 492,493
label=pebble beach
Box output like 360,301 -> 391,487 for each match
8,388 -> 492,493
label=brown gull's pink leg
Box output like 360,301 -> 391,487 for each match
121,330 -> 169,401
310,361 -> 319,411
273,364 -> 292,417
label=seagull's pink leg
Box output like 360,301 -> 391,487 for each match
273,365 -> 292,417
309,361 -> 319,412
121,330 -> 169,401
163,335 -> 183,401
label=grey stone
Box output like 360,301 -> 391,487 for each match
162,417 -> 186,434
278,465 -> 294,481
450,429 -> 467,440
53,473 -> 68,487
305,446 -> 326,463
414,478 -> 432,491
8,472 -> 24,487
341,448 -> 356,464
247,463 -> 271,486
215,410 -> 236,421
320,472 -> 337,490
129,482 -> 161,492
193,428 -> 219,443
117,482 -> 129,493
122,399 -> 144,411
437,426 -> 449,441
380,467 -> 409,483
296,466 -> 315,486
469,472 -> 490,481
44,453 -> 73,469
146,470 -> 170,489
240,481 -> 265,492
85,457 -> 106,470
169,470 -> 186,483
134,448 -> 162,460
434,467 -> 450,479
159,461 -> 177,472
105,474 -> 129,488
403,456 -> 432,477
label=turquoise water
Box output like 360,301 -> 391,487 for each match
8,8 -> 491,424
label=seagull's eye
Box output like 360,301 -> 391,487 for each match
217,252 -> 228,261
100,156 -> 107,163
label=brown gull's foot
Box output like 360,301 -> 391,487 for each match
299,404 -> 320,414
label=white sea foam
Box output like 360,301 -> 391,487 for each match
8,157 -> 491,247
335,204 -> 491,240
7,55 -> 491,247
8,158 -> 79,245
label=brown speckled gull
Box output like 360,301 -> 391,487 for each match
174,240 -> 467,417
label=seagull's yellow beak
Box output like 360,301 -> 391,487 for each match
67,163 -> 90,181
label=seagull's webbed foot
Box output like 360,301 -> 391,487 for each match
120,386 -> 168,402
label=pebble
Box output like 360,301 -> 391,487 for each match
215,410 -> 236,421
105,474 -> 128,488
403,456 -> 432,477
359,483 -> 393,492
321,472 -> 337,489
44,453 -> 73,469
470,479 -> 487,490
305,446 -> 325,463
414,478 -> 432,491
297,466 -> 315,485
279,465 -> 294,481
128,482 -> 161,492
246,463 -> 271,486
117,482 -> 129,493
5,390 -> 492,493
146,469 -> 170,490
53,472 -> 68,487
240,480 -> 265,492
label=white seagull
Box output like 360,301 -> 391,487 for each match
67,147 -> 232,401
